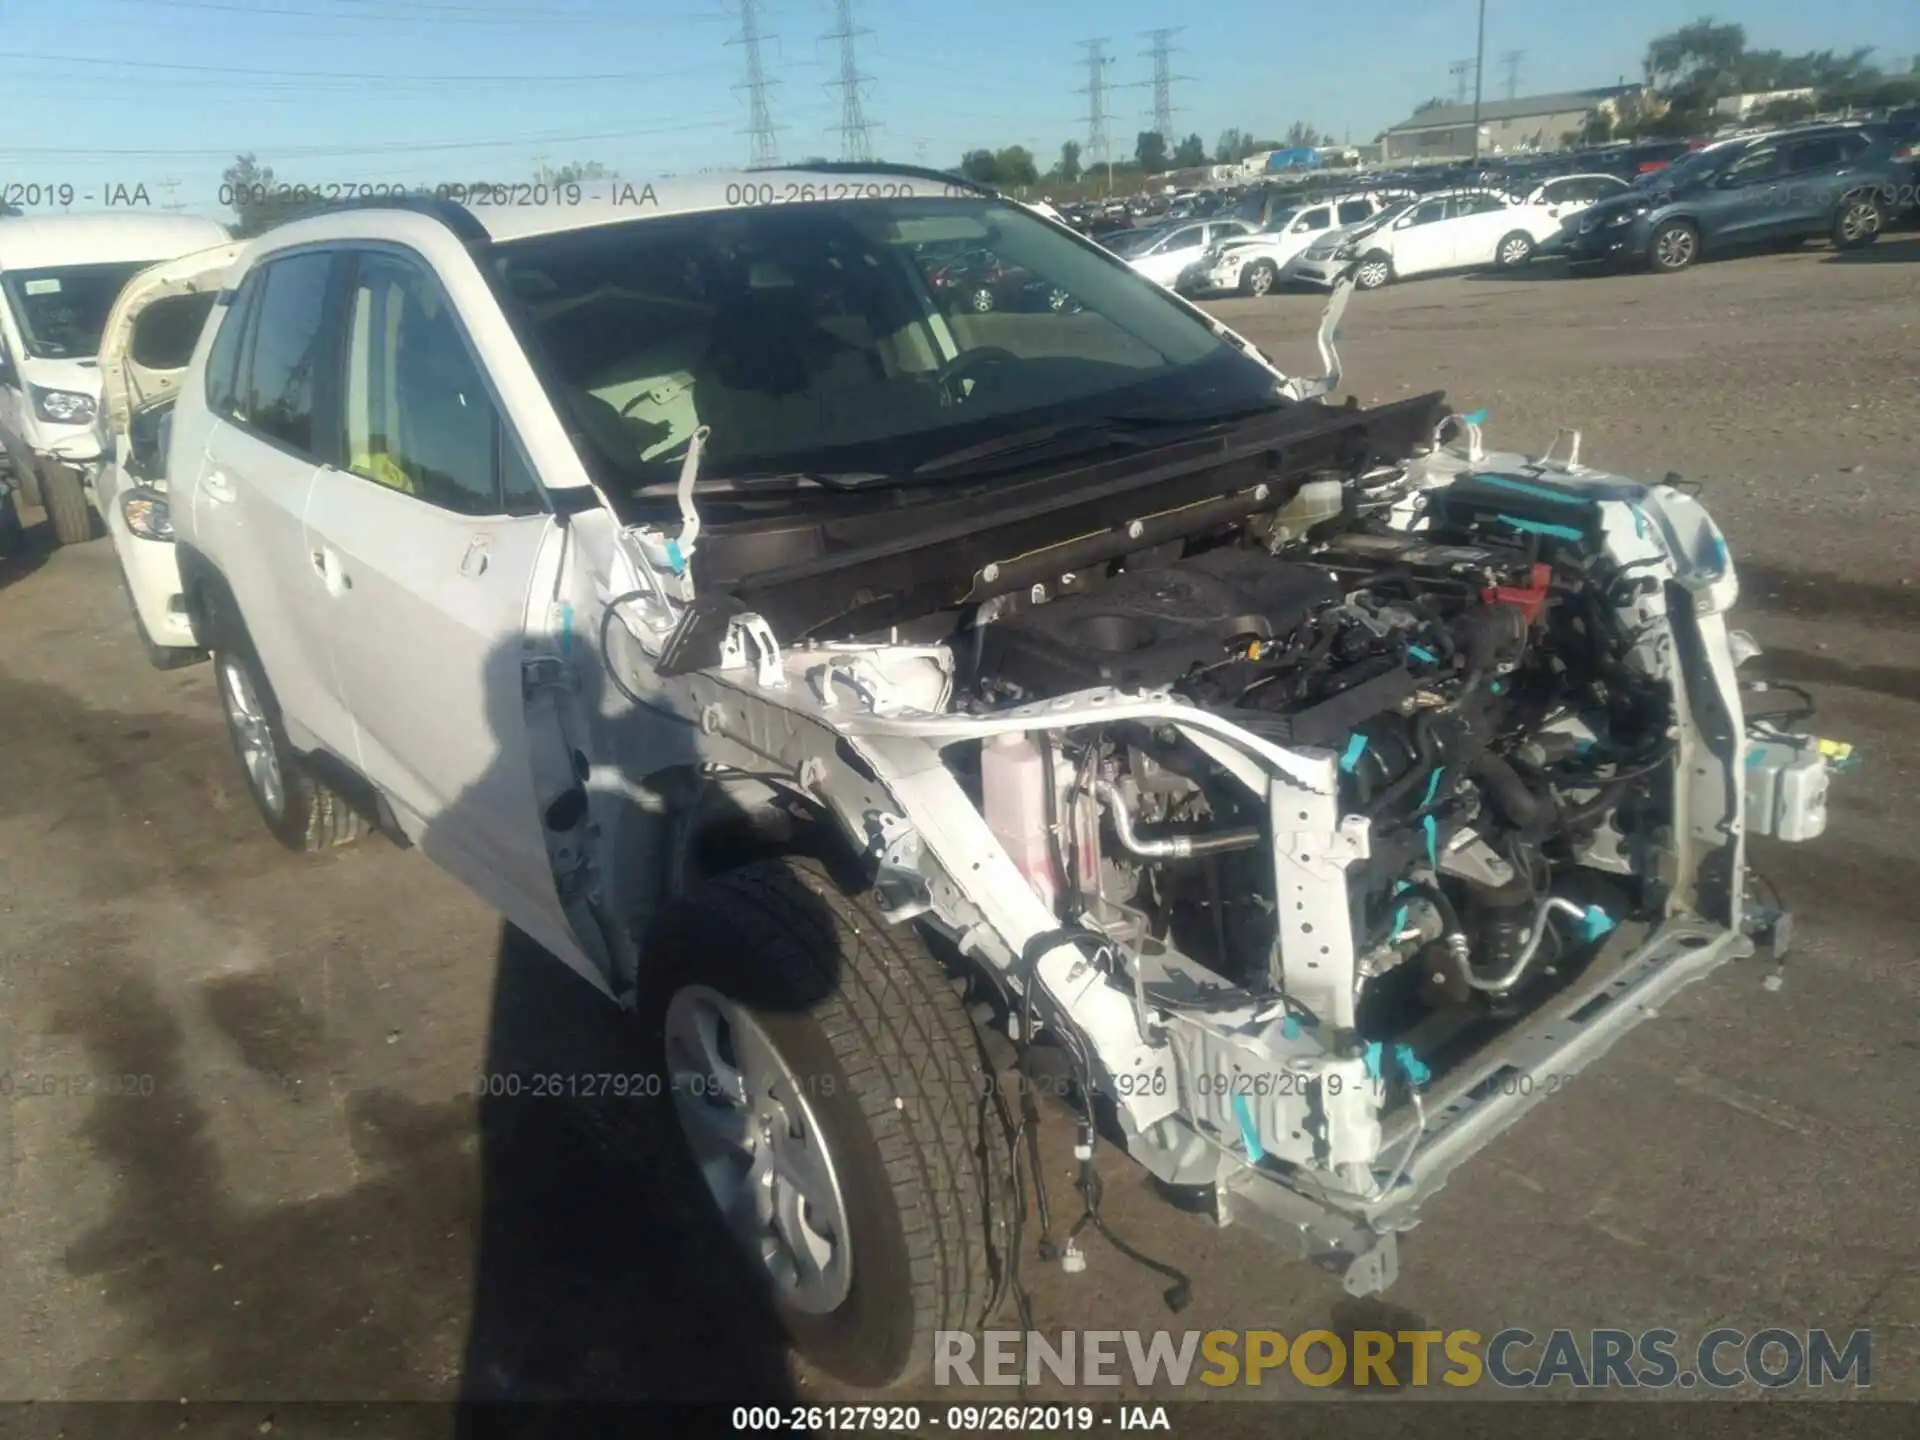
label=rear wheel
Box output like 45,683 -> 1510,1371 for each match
965,286 -> 996,314
1648,219 -> 1699,272
1241,259 -> 1277,296
1832,191 -> 1884,250
211,609 -> 368,851
41,461 -> 94,546
641,857 -> 1010,1389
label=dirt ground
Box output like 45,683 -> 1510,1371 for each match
1,235 -> 1916,1422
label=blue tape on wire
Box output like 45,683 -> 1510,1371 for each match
1498,513 -> 1586,543
1281,1014 -> 1303,1041
1580,905 -> 1617,942
665,540 -> 686,573
1362,1040 -> 1384,1081
1478,474 -> 1591,506
1408,644 -> 1437,664
1340,733 -> 1370,773
1391,1043 -> 1431,1088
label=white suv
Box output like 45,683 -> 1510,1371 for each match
156,168 -> 1841,1392
1178,191 -> 1409,296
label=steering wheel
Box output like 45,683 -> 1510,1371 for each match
931,345 -> 1020,406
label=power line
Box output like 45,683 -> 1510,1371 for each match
0,116 -> 737,159
824,0 -> 876,162
1139,27 -> 1185,141
728,0 -> 781,168
1500,49 -> 1525,101
1077,37 -> 1115,184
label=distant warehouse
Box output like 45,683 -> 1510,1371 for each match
1381,86 -> 1641,160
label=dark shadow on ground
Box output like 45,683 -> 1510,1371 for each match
0,504 -> 55,590
1824,233 -> 1920,264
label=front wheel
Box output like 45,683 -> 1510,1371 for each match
1832,192 -> 1884,250
965,286 -> 996,314
1240,259 -> 1277,296
1494,230 -> 1535,267
641,857 -> 1010,1389
1353,254 -> 1393,290
1649,219 -> 1699,272
41,461 -> 94,546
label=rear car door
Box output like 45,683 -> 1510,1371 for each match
300,245 -> 584,965
1777,132 -> 1872,236
193,249 -> 361,760
1446,192 -> 1519,262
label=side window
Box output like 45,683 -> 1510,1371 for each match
204,271 -> 262,418
1336,199 -> 1373,225
1293,206 -> 1332,232
233,251 -> 335,455
1454,194 -> 1505,217
342,251 -> 524,517
1540,179 -> 1573,205
1404,199 -> 1448,227
1720,147 -> 1780,185
1835,131 -> 1871,161
1784,137 -> 1843,173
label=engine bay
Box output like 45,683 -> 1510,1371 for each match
956,469 -> 1679,1046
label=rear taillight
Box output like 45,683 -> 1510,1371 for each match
1895,142 -> 1920,162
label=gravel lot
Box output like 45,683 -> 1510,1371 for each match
2,235 -> 1915,1418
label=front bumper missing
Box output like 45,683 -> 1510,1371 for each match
1212,915 -> 1751,1295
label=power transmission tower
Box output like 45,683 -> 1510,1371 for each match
1140,28 -> 1185,142
1077,38 -> 1116,190
824,0 -> 876,162
1448,58 -> 1475,105
728,0 -> 781,168
157,177 -> 183,211
1500,49 -> 1524,101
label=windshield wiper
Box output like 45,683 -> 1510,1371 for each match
910,404 -> 1278,480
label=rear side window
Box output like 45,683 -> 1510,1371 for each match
233,252 -> 336,455
203,275 -> 260,417
1785,137 -> 1846,172
1336,199 -> 1373,224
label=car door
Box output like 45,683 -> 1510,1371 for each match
1384,196 -> 1455,275
1136,224 -> 1206,284
300,244 -> 585,965
192,248 -> 362,761
1699,142 -> 1784,246
1776,132 -> 1871,236
1270,204 -> 1331,263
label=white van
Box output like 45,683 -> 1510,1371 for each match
0,213 -> 231,546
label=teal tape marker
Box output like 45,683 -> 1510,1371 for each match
1340,733 -> 1369,773
1498,513 -> 1585,543
1232,1093 -> 1265,1162
1391,1042 -> 1431,1087
1281,1014 -> 1303,1041
665,540 -> 686,572
1579,905 -> 1617,942
1423,814 -> 1438,867
1463,408 -> 1488,424
1478,474 -> 1591,506
558,602 -> 575,658
1362,1040 -> 1384,1080
1408,644 -> 1437,664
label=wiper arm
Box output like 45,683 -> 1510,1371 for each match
910,406 -> 1275,480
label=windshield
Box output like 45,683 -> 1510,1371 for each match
1105,227 -> 1171,256
1634,148 -> 1720,191
0,260 -> 152,359
492,196 -> 1282,503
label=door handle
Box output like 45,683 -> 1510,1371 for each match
459,535 -> 490,578
202,468 -> 236,504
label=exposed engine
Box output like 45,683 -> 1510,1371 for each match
961,472 -> 1676,1039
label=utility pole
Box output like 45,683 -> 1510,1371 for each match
729,0 -> 780,169
1140,28 -> 1183,144
824,0 -> 876,162
1449,58 -> 1474,105
1077,38 -> 1115,194
1470,0 -> 1487,158
158,177 -> 183,211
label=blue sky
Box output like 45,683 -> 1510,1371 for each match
1,0 -> 1914,215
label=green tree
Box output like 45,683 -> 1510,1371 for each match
1054,139 -> 1082,183
535,159 -> 609,185
1284,121 -> 1324,148
993,145 -> 1038,187
221,153 -> 311,236
1215,127 -> 1249,163
1171,133 -> 1207,168
958,148 -> 1001,184
1135,130 -> 1169,172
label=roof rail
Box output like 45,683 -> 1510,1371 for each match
257,192 -> 491,245
755,159 -> 1001,199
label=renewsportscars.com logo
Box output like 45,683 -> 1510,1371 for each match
935,1327 -> 1873,1390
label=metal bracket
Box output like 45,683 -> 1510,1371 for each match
869,812 -> 932,922
720,613 -> 786,689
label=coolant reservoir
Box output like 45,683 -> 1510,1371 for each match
1269,478 -> 1345,543
982,733 -> 1059,910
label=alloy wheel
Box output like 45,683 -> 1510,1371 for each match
220,657 -> 284,818
1654,227 -> 1696,269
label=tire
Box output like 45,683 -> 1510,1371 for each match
1353,253 -> 1393,290
12,455 -> 43,510
1494,230 -> 1535,267
114,554 -> 205,670
1240,259 -> 1277,296
41,460 -> 94,546
640,857 -> 1010,1390
966,286 -> 996,314
210,607 -> 369,851
1831,191 -> 1884,251
1648,219 -> 1699,272
1047,287 -> 1082,314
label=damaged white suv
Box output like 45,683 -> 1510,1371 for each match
150,168 -> 1846,1389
